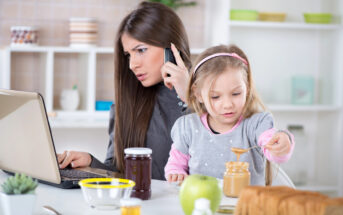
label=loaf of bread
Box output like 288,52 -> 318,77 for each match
234,186 -> 343,215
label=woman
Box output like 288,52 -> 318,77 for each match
58,1 -> 192,180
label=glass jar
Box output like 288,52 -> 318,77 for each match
124,147 -> 152,200
120,197 -> 142,215
223,161 -> 250,197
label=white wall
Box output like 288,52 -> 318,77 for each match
52,127 -> 109,162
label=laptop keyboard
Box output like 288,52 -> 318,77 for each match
60,168 -> 107,180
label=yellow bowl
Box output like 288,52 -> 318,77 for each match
79,178 -> 135,210
230,10 -> 258,21
304,13 -> 332,24
259,12 -> 286,22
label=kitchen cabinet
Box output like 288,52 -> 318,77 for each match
205,0 -> 343,196
0,46 -> 114,128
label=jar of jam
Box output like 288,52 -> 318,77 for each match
124,147 -> 152,200
223,161 -> 250,197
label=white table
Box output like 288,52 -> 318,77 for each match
0,171 -> 237,215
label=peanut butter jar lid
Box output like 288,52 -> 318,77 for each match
124,147 -> 152,155
226,161 -> 249,168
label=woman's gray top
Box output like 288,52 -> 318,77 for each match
90,83 -> 186,180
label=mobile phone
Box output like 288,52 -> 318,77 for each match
164,48 -> 176,64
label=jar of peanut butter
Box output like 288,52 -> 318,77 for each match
223,161 -> 250,197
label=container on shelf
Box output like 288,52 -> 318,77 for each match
10,26 -> 38,46
303,13 -> 332,24
291,76 -> 314,105
259,12 -> 286,22
60,86 -> 80,111
69,17 -> 98,48
230,10 -> 258,21
95,101 -> 113,111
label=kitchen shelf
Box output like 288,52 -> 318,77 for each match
8,46 -> 114,53
48,111 -> 110,128
229,21 -> 342,30
47,104 -> 341,128
7,46 -> 204,54
267,104 -> 341,112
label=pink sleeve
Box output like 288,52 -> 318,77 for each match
258,128 -> 295,164
164,144 -> 190,179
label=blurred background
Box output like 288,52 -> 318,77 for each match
0,0 -> 342,197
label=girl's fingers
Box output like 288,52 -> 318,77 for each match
268,135 -> 280,145
171,43 -> 186,69
267,141 -> 291,156
177,174 -> 185,182
264,134 -> 281,149
171,174 -> 178,182
167,174 -> 173,182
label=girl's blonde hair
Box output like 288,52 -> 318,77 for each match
187,44 -> 265,117
186,44 -> 273,185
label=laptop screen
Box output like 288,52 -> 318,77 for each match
0,89 -> 61,184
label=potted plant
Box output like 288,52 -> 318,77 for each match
148,0 -> 197,10
0,173 -> 38,215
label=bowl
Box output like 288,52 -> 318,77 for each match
303,13 -> 332,24
259,12 -> 286,22
230,10 -> 258,21
79,178 -> 135,210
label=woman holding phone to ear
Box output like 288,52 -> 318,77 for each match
57,1 -> 192,180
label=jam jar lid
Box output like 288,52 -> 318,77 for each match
124,147 -> 152,155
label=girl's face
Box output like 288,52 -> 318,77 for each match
121,33 -> 164,87
197,67 -> 247,133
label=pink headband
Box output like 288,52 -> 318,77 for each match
193,52 -> 248,74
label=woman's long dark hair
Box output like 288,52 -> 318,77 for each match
114,1 -> 191,173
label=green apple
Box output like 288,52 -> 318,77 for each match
179,174 -> 222,215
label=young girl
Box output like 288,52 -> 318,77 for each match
165,45 -> 295,185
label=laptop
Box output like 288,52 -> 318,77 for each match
0,89 -> 120,189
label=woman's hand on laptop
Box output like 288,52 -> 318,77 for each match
57,151 -> 92,169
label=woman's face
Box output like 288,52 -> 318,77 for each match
121,33 -> 164,87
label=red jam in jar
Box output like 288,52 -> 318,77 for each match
124,147 -> 152,200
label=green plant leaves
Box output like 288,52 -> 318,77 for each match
148,0 -> 197,10
1,173 -> 38,195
